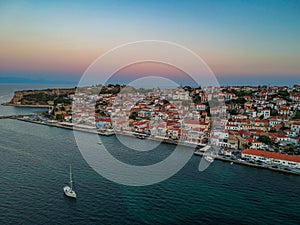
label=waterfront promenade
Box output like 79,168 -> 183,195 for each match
5,115 -> 300,176
15,117 -> 114,136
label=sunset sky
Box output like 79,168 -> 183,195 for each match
0,0 -> 299,85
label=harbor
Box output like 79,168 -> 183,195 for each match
1,116 -> 299,225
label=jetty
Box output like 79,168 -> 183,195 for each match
0,114 -> 34,119
0,115 -> 15,119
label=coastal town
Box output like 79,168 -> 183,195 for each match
5,84 -> 300,174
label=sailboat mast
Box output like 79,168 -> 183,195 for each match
69,164 -> 73,190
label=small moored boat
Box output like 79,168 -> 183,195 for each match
204,155 -> 214,163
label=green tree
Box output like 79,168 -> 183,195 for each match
270,109 -> 278,116
280,123 -> 288,131
228,109 -> 238,115
258,135 -> 273,145
293,111 -> 300,119
41,111 -> 50,117
129,111 -> 138,120
243,143 -> 251,149
286,144 -> 296,154
55,114 -> 63,121
192,94 -> 201,103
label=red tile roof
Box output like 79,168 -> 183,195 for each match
279,107 -> 289,111
99,118 -> 112,122
242,149 -> 300,163
157,124 -> 166,128
184,120 -> 200,125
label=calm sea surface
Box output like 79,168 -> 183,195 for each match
0,84 -> 300,225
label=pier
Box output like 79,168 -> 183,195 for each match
0,114 -> 37,119
0,115 -> 16,119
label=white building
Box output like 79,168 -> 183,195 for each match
291,123 -> 300,135
242,149 -> 300,169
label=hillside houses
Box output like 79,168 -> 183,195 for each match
53,84 -> 300,155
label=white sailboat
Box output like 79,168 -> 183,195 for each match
63,165 -> 77,199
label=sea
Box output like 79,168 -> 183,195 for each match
0,84 -> 299,225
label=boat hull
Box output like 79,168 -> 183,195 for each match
63,186 -> 77,199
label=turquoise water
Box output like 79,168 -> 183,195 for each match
0,84 -> 299,224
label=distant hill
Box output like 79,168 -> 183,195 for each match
4,88 -> 75,106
